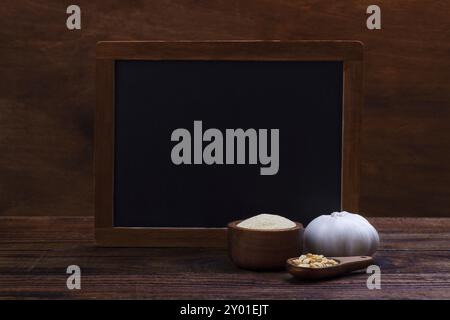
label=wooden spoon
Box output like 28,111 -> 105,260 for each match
286,256 -> 374,280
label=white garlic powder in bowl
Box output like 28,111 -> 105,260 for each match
237,213 -> 297,230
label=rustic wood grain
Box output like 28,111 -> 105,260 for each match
96,40 -> 364,60
0,217 -> 448,299
1,1 -> 450,217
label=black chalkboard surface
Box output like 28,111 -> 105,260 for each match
95,41 -> 363,247
114,60 -> 342,227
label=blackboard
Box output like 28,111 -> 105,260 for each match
114,60 -> 342,227
95,41 -> 363,246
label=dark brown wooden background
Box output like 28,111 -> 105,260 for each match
1,1 -> 449,217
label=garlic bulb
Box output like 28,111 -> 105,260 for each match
304,211 -> 379,256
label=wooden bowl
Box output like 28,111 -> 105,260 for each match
227,220 -> 303,270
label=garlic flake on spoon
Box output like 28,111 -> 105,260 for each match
304,211 -> 379,257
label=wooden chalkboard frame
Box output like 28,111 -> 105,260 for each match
95,40 -> 363,247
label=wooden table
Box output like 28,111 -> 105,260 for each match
0,217 -> 449,299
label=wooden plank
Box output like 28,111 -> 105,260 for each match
1,217 -> 449,250
96,227 -> 227,247
1,249 -> 448,275
96,40 -> 363,61
369,217 -> 450,233
341,59 -> 363,212
1,231 -> 450,252
378,234 -> 450,250
2,217 -> 449,238
0,217 -> 449,299
0,217 -> 94,243
94,59 -> 115,230
0,273 -> 449,299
